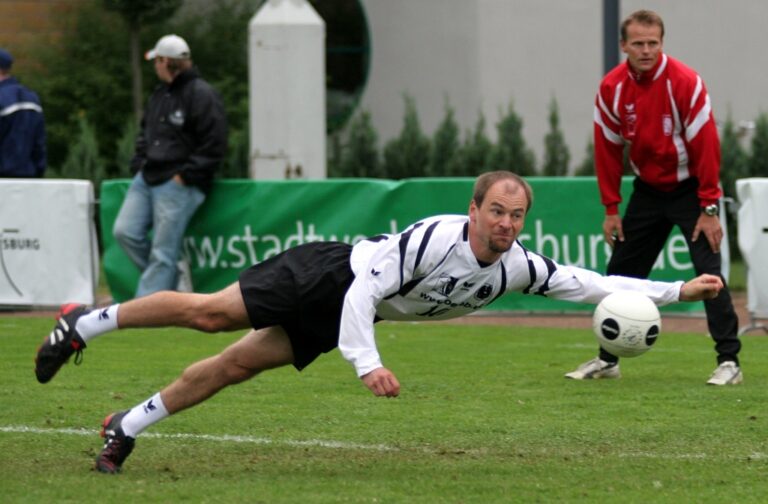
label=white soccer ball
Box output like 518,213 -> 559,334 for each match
593,291 -> 661,357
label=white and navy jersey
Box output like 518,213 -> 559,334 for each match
339,214 -> 683,376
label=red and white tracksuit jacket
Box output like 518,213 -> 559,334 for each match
593,53 -> 722,215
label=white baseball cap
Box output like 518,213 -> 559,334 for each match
145,34 -> 191,60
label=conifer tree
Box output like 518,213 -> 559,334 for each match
430,99 -> 460,177
542,98 -> 570,176
489,102 -> 535,176
382,95 -> 431,179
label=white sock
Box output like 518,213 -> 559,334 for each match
75,304 -> 119,343
120,393 -> 169,438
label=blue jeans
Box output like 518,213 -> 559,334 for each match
113,174 -> 205,298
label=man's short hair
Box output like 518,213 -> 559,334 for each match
621,10 -> 665,41
472,171 -> 533,212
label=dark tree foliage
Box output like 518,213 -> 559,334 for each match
720,114 -> 749,200
718,114 -> 749,261
102,0 -> 183,119
542,98 -> 570,176
452,113 -> 493,177
331,110 -> 380,178
24,0 -> 253,179
382,95 -> 430,179
430,99 -> 461,177
489,102 -> 536,176
574,137 -> 595,176
102,0 -> 182,25
747,113 -> 768,178
24,1 -> 133,177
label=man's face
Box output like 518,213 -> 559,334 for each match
468,179 -> 528,262
621,22 -> 663,74
154,57 -> 173,83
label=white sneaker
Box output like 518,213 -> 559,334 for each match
706,361 -> 743,386
564,357 -> 621,380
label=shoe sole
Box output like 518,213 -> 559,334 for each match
564,369 -> 621,380
565,373 -> 621,380
707,372 -> 743,386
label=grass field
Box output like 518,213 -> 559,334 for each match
1,317 -> 767,503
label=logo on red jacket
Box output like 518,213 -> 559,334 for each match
663,114 -> 673,136
624,103 -> 637,137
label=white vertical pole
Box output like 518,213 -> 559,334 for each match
248,0 -> 326,179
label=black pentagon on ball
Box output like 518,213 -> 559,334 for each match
600,318 -> 620,340
645,325 -> 660,346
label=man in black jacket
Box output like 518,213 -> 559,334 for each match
113,34 -> 227,298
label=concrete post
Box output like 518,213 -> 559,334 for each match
248,0 -> 326,179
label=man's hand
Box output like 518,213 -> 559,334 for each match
603,215 -> 624,248
361,367 -> 400,397
692,214 -> 723,253
679,274 -> 724,301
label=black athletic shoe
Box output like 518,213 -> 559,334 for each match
95,411 -> 135,474
34,304 -> 89,384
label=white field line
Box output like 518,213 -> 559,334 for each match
2,425 -> 765,460
0,425 -> 397,452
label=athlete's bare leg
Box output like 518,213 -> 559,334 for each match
116,282 -> 251,333
159,326 -> 295,414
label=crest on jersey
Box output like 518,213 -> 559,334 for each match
662,114 -> 673,136
624,103 -> 637,137
474,283 -> 493,300
435,274 -> 459,296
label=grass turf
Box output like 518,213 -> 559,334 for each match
1,317 -> 766,503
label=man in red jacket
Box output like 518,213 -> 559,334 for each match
566,10 -> 742,385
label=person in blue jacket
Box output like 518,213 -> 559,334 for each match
0,48 -> 46,178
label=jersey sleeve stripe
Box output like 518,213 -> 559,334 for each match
594,106 -> 623,145
612,82 -> 623,118
690,76 -> 703,109
0,102 -> 43,117
521,248 -> 537,294
666,79 -> 691,179
395,277 -> 427,298
394,243 -> 456,298
533,255 -> 557,296
414,220 -> 440,271
395,223 -> 421,292
686,94 -> 712,142
597,93 -> 620,125
653,54 -> 668,80
490,264 -> 507,303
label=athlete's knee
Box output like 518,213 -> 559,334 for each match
185,300 -> 239,333
216,350 -> 260,383
192,285 -> 248,333
189,309 -> 232,333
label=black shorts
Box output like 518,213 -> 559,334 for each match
238,241 -> 355,370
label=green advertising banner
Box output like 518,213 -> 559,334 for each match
100,177 -> 703,313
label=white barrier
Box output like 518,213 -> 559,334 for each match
0,179 -> 97,307
736,178 -> 768,334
